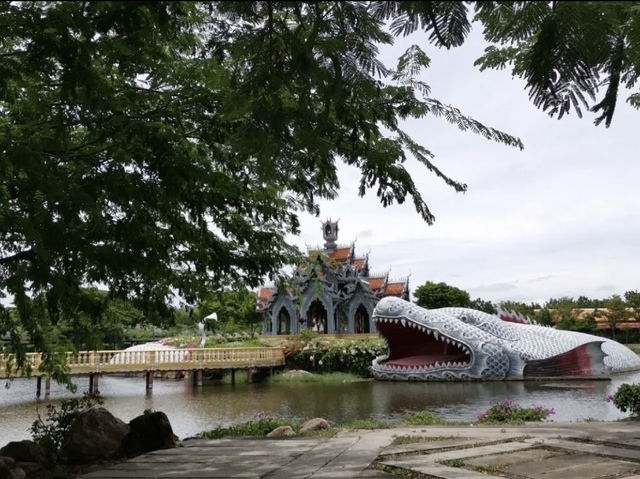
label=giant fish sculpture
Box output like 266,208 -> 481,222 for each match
372,297 -> 640,380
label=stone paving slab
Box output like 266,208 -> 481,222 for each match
262,435 -> 360,478
543,438 -> 640,461
463,447 -> 567,467
306,432 -> 393,478
507,453 -> 639,478
81,422 -> 640,479
380,437 -> 474,456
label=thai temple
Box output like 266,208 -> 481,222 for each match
258,220 -> 410,335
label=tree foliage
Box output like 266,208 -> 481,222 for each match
377,1 -> 640,126
414,281 -> 471,309
498,300 -> 540,317
469,297 -> 497,314
1,2 -> 524,378
196,289 -> 262,335
603,294 -> 630,341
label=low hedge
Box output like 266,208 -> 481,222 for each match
283,337 -> 385,377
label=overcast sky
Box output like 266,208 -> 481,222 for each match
289,26 -> 640,306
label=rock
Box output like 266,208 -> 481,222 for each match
281,369 -> 311,378
299,418 -> 329,432
266,426 -> 295,438
0,441 -> 48,465
60,407 -> 130,464
0,457 -> 26,479
122,411 -> 175,456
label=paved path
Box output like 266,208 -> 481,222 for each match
82,421 -> 640,478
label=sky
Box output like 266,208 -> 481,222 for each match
288,26 -> 640,306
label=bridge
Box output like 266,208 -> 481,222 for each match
0,347 -> 286,396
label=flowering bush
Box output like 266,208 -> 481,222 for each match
476,398 -> 555,423
608,383 -> 640,416
283,338 -> 385,376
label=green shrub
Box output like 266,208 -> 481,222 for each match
476,398 -> 555,424
404,410 -> 446,425
609,383 -> 640,416
30,392 -> 103,456
200,411 -> 295,439
296,329 -> 318,342
345,418 -> 389,429
283,338 -> 385,377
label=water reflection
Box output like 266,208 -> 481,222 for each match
2,369 -> 639,443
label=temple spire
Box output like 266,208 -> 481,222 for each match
322,219 -> 339,252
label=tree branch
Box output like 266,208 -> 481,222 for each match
0,249 -> 35,266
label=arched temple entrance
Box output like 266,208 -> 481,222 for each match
354,304 -> 370,334
277,308 -> 291,334
308,299 -> 328,334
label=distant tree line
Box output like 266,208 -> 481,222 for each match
414,282 -> 640,343
1,287 -> 262,356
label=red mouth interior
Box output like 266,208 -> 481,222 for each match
376,319 -> 468,368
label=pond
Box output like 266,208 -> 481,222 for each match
2,369 -> 639,444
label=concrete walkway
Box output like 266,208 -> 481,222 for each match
82,421 -> 640,478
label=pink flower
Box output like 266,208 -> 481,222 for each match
606,394 -> 614,403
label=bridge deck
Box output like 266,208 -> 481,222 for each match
0,347 -> 285,378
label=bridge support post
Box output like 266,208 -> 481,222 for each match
193,369 -> 203,387
231,370 -> 235,385
45,377 -> 51,397
246,368 -> 254,384
89,373 -> 99,394
36,376 -> 42,398
145,371 -> 154,391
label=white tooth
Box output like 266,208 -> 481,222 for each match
434,332 -> 439,340
401,319 -> 406,327
445,338 -> 450,344
425,328 -> 430,335
434,362 -> 440,368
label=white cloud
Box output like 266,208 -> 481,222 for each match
289,25 -> 640,306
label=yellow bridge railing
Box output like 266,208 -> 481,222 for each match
0,347 -> 285,379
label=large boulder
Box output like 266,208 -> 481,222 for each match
122,411 -> 175,457
266,426 -> 295,438
0,457 -> 25,479
299,418 -> 329,433
0,441 -> 48,476
0,441 -> 47,465
60,407 -> 130,464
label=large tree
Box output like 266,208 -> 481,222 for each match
1,2 -> 522,377
414,281 -> 471,309
376,1 -> 640,127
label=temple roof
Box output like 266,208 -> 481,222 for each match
384,282 -> 405,296
351,258 -> 365,270
257,287 -> 275,311
328,247 -> 351,261
366,277 -> 385,291
258,222 -> 410,312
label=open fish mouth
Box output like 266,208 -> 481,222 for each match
374,316 -> 472,373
